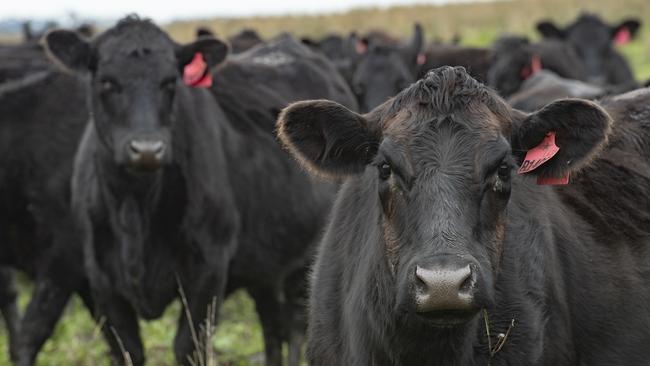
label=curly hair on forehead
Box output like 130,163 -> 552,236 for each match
93,14 -> 170,47
384,66 -> 512,126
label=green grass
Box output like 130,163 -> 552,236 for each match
0,285 -> 264,365
1,0 -> 650,364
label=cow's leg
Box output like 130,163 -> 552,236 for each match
97,294 -> 144,366
173,266 -> 228,366
15,278 -> 74,366
249,287 -> 284,366
284,268 -> 309,366
0,267 -> 19,363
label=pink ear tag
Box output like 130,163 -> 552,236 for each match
417,53 -> 427,65
517,132 -> 560,174
520,55 -> 542,80
183,52 -> 212,88
531,55 -> 542,74
614,27 -> 631,45
355,40 -> 368,55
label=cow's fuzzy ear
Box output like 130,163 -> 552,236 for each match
536,21 -> 566,39
511,99 -> 612,179
277,100 -> 380,179
611,19 -> 641,40
196,27 -> 215,39
177,38 -> 229,70
42,29 -> 92,73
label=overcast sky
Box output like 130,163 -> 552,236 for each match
1,0 -> 481,23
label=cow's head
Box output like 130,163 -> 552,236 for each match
488,36 -> 540,97
352,23 -> 423,112
301,33 -> 358,85
537,13 -> 640,84
43,16 -> 228,173
278,67 -> 611,327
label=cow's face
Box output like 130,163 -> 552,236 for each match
43,17 -> 228,173
537,14 -> 640,84
488,36 -> 535,97
278,67 -> 611,327
351,24 -> 423,113
353,47 -> 416,113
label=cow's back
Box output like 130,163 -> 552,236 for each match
213,36 -> 347,287
0,71 -> 87,267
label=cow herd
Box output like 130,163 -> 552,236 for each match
0,10 -> 649,366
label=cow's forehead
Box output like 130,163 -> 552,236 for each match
380,67 -> 511,131
380,93 -> 509,142
93,18 -> 176,67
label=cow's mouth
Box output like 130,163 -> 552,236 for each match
126,157 -> 165,174
416,308 -> 478,326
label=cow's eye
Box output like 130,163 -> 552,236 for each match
100,78 -> 121,94
161,78 -> 176,92
378,162 -> 392,180
497,162 -> 511,181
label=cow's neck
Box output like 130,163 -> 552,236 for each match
95,144 -> 165,209
95,144 -> 169,291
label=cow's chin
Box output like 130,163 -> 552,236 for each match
125,160 -> 165,175
415,308 -> 480,327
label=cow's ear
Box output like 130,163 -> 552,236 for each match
511,99 -> 612,179
196,27 -> 215,39
536,21 -> 565,39
611,19 -> 641,42
177,38 -> 229,70
277,100 -> 380,179
42,29 -> 92,73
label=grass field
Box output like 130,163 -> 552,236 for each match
1,0 -> 650,364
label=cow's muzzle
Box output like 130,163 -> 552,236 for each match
126,139 -> 166,172
414,256 -> 479,325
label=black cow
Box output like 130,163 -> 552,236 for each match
351,23 -> 423,112
0,43 -> 52,84
0,70 -> 104,366
43,17 -> 352,366
194,27 -> 263,54
301,33 -> 358,84
507,70 -> 605,112
0,24 -> 95,84
43,18 -> 237,365
211,33 -> 355,365
487,35 -> 587,98
277,66 -> 650,365
537,13 -> 641,88
229,29 -> 264,53
417,45 -> 491,82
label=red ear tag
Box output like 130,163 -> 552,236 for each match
531,55 -> 542,74
537,174 -> 569,185
614,27 -> 631,45
355,41 -> 368,55
417,53 -> 427,65
183,52 -> 212,88
521,55 -> 542,80
517,132 -> 560,174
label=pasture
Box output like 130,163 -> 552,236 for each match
0,0 -> 649,364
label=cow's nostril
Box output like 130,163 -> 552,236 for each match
129,140 -> 165,157
129,141 -> 141,155
152,141 -> 164,154
459,265 -> 475,293
414,263 -> 476,314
